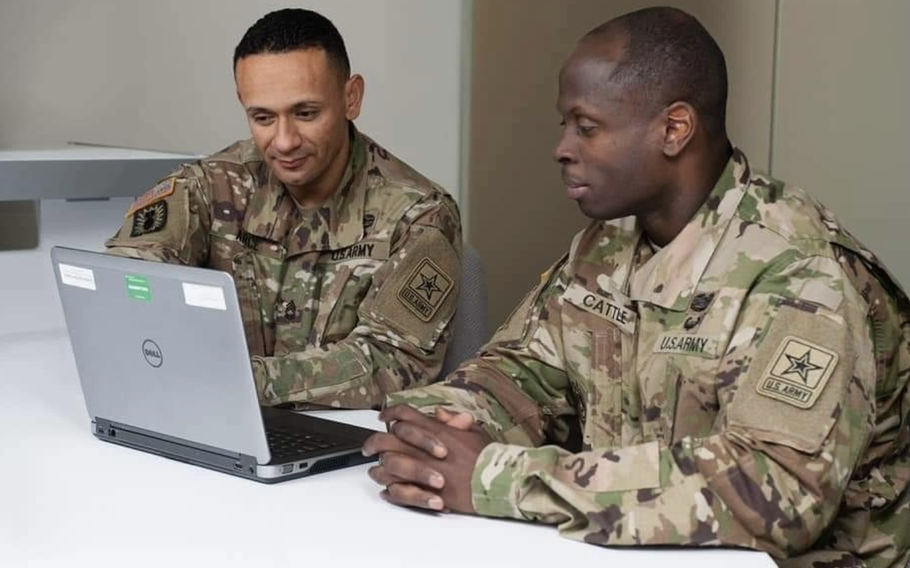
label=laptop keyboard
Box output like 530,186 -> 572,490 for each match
266,428 -> 340,461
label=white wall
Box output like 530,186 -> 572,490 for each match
0,0 -> 465,196
0,0 -> 468,336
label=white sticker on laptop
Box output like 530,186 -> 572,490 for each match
182,282 -> 226,311
59,264 -> 96,291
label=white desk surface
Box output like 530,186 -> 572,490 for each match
0,330 -> 777,568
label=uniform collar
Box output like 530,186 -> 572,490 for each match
241,159 -> 291,243
569,215 -> 642,298
628,147 -> 750,310
240,125 -> 369,255
323,124 -> 368,251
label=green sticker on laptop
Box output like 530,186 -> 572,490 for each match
125,274 -> 152,302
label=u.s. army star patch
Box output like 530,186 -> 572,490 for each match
130,201 -> 168,237
756,336 -> 838,409
397,257 -> 453,322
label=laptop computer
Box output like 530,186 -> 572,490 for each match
51,246 -> 378,483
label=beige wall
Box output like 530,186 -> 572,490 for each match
469,0 -> 777,328
0,0 -> 466,199
773,0 -> 910,288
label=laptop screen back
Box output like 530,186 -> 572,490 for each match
51,247 -> 271,464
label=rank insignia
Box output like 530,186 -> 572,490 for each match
130,201 -> 168,237
397,258 -> 454,322
690,292 -> 715,312
278,299 -> 298,321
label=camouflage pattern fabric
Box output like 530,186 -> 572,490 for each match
107,127 -> 462,409
388,148 -> 909,568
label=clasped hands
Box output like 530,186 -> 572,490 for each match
362,404 -> 492,514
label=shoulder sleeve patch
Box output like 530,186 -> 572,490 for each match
755,335 -> 839,409
130,201 -> 168,237
727,301 -> 852,453
106,176 -> 194,263
367,226 -> 461,350
397,257 -> 455,322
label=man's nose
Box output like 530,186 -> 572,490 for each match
273,118 -> 302,153
553,131 -> 576,164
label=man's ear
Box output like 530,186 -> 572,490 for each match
661,101 -> 696,157
345,74 -> 365,121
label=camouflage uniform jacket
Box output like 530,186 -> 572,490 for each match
389,149 -> 909,567
107,128 -> 462,409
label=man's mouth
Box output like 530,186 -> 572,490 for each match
276,156 -> 307,169
563,177 -> 590,200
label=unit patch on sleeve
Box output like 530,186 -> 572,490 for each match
397,257 -> 454,322
130,201 -> 168,237
756,335 -> 839,409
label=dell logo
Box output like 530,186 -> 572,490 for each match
142,339 -> 163,368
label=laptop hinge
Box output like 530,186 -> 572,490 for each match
93,417 -> 259,476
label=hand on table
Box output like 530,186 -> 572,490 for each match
362,405 -> 492,514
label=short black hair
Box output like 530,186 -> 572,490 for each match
233,8 -> 350,79
586,7 -> 728,136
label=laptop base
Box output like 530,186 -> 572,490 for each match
94,414 -> 377,484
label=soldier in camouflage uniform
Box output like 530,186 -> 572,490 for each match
363,8 -> 909,567
106,9 -> 462,409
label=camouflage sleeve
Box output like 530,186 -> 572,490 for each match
469,254 -> 879,558
252,196 -> 464,409
104,164 -> 211,265
386,253 -> 577,446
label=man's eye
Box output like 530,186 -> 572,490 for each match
252,115 -> 274,125
577,125 -> 596,137
296,110 -> 318,120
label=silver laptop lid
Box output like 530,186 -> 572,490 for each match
51,246 -> 271,464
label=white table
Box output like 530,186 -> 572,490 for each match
0,145 -> 196,201
0,330 -> 776,568
0,197 -> 138,336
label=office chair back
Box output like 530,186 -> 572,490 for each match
440,243 -> 489,379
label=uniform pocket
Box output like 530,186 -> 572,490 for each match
311,265 -> 353,346
585,327 -> 625,449
231,250 -> 266,357
562,281 -> 636,450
